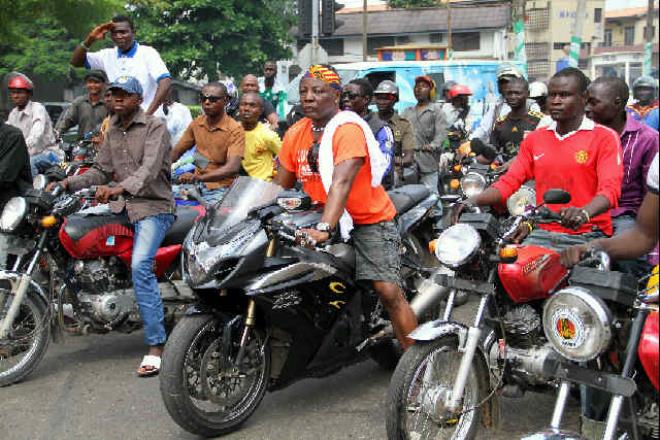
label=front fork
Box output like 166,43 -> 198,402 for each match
234,237 -> 277,365
0,232 -> 48,339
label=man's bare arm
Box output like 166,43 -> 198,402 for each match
146,78 -> 172,116
321,158 -> 364,227
274,166 -> 297,189
198,156 -> 242,183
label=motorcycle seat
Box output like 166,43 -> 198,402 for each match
387,184 -> 430,214
162,206 -> 202,246
64,212 -> 132,242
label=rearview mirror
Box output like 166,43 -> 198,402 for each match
543,189 -> 571,205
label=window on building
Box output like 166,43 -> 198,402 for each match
395,36 -> 411,45
553,42 -> 570,50
319,39 -> 344,56
624,26 -> 635,46
368,36 -> 395,54
452,32 -> 480,51
430,33 -> 444,44
594,8 -> 602,23
603,29 -> 612,47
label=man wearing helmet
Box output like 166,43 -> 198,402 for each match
374,80 -> 415,186
627,75 -> 659,131
6,73 -> 60,176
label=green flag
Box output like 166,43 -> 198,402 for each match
643,41 -> 653,76
513,20 -> 527,69
568,36 -> 581,68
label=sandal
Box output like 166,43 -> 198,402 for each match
137,355 -> 161,377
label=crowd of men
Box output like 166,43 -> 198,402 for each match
1,14 -> 659,376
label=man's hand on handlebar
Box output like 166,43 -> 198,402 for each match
177,172 -> 198,184
560,243 -> 590,268
95,185 -> 123,203
47,180 -> 67,193
296,228 -> 330,249
560,206 -> 589,230
450,199 -> 476,225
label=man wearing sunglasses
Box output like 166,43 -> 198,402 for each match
171,82 -> 245,205
276,65 -> 417,350
341,79 -> 396,188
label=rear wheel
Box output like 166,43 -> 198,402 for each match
0,286 -> 51,387
387,336 -> 488,440
160,314 -> 270,437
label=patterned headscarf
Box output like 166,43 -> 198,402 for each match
304,64 -> 342,91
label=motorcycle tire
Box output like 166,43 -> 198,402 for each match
386,336 -> 488,440
0,288 -> 51,387
160,314 -> 270,437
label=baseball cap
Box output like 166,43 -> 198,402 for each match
529,81 -> 548,98
108,76 -> 143,96
84,70 -> 108,83
497,63 -> 524,79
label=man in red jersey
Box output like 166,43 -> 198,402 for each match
453,68 -> 623,250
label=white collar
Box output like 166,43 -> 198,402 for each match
546,116 -> 595,141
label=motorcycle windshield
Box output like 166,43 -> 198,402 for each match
204,176 -> 282,238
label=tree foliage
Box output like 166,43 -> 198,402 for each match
130,0 -> 296,81
0,0 -> 121,79
387,0 -> 440,8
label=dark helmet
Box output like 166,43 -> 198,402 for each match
374,80 -> 399,97
633,75 -> 657,91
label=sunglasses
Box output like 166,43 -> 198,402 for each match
307,142 -> 320,174
199,94 -> 225,103
341,92 -> 360,100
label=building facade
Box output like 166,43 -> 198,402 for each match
591,4 -> 659,85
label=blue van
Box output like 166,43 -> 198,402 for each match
287,60 -> 527,131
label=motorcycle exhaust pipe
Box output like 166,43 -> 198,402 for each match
410,267 -> 453,318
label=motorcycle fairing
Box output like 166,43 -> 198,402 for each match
638,310 -> 659,391
117,244 -> 182,279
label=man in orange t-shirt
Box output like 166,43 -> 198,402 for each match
276,65 -> 417,349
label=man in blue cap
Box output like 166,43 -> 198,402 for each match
53,76 -> 175,377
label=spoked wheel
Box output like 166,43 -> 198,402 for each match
387,336 -> 488,440
160,314 -> 270,437
0,285 -> 51,386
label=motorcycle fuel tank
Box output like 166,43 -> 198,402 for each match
638,310 -> 659,391
498,245 -> 567,303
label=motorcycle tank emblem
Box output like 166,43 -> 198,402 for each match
106,236 -> 116,246
522,254 -> 550,275
329,282 -> 346,294
551,308 -> 585,348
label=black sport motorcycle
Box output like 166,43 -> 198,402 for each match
159,176 -> 444,437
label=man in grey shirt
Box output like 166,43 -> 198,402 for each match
402,75 -> 448,196
56,70 -> 108,138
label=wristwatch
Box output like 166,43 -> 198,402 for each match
315,222 -> 336,238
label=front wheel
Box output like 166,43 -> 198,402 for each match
160,314 -> 270,437
0,285 -> 51,386
387,336 -> 489,440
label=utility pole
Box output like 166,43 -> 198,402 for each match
362,0 -> 368,61
446,0 -> 452,59
312,0 -> 320,64
569,0 -> 587,68
643,0 -> 655,75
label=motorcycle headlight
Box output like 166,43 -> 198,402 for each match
33,174 -> 48,190
0,197 -> 27,232
460,172 -> 487,198
434,223 -> 481,267
543,287 -> 612,362
507,185 -> 536,216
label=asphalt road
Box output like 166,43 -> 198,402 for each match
0,327 -> 580,440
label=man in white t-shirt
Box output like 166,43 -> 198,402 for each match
70,15 -> 171,116
163,89 -> 192,147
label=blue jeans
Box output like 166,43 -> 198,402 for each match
30,151 -> 59,177
612,214 -> 651,277
132,213 -> 175,346
172,185 -> 228,206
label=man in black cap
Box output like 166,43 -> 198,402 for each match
56,69 -> 109,138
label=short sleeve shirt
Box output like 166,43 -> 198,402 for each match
647,152 -> 659,194
86,42 -> 170,112
278,118 -> 396,225
242,122 -> 282,181
491,110 -> 542,159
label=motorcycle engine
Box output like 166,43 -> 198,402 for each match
72,258 -> 137,328
501,304 -> 543,349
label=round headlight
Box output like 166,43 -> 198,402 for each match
460,172 -> 487,198
33,174 -> 48,190
434,223 -> 481,267
0,197 -> 27,232
507,185 -> 536,216
543,287 -> 612,362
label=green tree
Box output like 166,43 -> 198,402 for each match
387,0 -> 438,7
0,0 -> 121,79
130,0 -> 296,81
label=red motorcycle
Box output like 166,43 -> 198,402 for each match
523,261 -> 658,440
386,189 -> 577,439
0,186 -> 204,386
